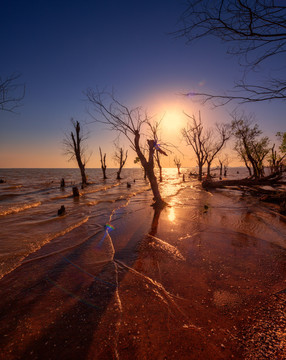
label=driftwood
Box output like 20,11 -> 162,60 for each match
202,171 -> 286,214
202,172 -> 283,190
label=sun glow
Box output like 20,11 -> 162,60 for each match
161,107 -> 186,137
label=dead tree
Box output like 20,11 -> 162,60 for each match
202,172 -> 283,190
174,156 -> 181,175
148,120 -> 169,182
114,146 -> 128,179
99,147 -> 107,179
234,142 -> 252,176
218,155 -> 229,177
269,132 -> 286,173
176,1 -> 286,104
0,73 -> 25,112
63,119 -> 89,186
231,113 -> 270,179
85,89 -> 168,207
181,112 -> 208,181
204,123 -> 231,178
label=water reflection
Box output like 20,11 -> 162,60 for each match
168,207 -> 175,222
149,206 -> 164,236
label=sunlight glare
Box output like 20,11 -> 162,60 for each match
161,107 -> 185,137
168,207 -> 176,222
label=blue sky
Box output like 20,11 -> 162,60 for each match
1,0 -> 285,168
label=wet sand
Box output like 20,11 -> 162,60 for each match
0,189 -> 285,359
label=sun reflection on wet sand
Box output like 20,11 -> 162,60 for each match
168,207 -> 176,222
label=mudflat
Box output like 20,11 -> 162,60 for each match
0,187 -> 285,359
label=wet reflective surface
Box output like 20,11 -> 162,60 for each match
0,168 -> 285,359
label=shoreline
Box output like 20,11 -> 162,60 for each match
0,187 -> 285,359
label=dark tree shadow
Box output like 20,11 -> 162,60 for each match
1,206 -> 164,360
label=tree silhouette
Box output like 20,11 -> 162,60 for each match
176,1 -> 286,104
113,145 -> 128,180
181,112 -> 208,180
85,89 -> 167,207
173,157 -> 182,175
231,113 -> 270,178
99,147 -> 107,179
64,119 -> 89,186
204,123 -> 231,178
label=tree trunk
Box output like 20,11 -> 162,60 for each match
75,149 -> 87,186
207,162 -> 211,178
71,122 -> 88,187
79,163 -> 87,186
134,130 -> 165,207
198,162 -> 203,181
146,164 -> 164,205
117,168 -> 122,180
202,172 -> 282,189
99,147 -> 107,180
102,168 -> 107,179
219,162 -> 223,176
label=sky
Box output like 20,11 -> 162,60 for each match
1,0 -> 285,168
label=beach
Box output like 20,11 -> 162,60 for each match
0,168 -> 285,359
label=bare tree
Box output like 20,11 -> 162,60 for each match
0,73 -> 25,112
134,156 -> 147,179
176,1 -> 286,104
234,142 -> 252,176
204,123 -> 231,178
63,119 -> 89,186
174,156 -> 182,175
181,112 -> 208,180
277,132 -> 286,154
85,89 -> 167,207
231,113 -> 270,178
114,145 -> 128,180
148,120 -> 169,182
218,154 -> 229,177
268,132 -> 286,173
99,147 -> 108,179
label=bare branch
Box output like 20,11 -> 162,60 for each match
175,1 -> 286,103
0,73 -> 25,113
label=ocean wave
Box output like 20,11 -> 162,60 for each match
2,185 -> 23,190
0,201 -> 42,216
0,216 -> 90,280
51,193 -> 73,200
83,182 -> 120,195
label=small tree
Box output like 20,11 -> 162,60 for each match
114,145 -> 128,179
268,133 -> 286,173
99,147 -> 107,179
63,119 -> 89,186
231,113 -> 270,178
218,154 -> 229,178
234,141 -> 252,176
181,112 -> 208,180
277,132 -> 286,154
204,123 -> 231,178
174,156 -> 181,175
86,89 -> 167,207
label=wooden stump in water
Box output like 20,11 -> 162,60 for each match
72,186 -> 79,197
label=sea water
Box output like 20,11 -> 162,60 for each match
0,167 -> 284,280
